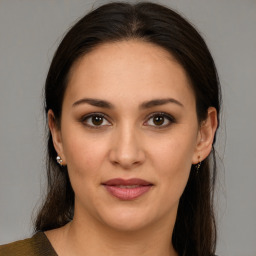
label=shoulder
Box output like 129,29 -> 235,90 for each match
0,232 -> 57,256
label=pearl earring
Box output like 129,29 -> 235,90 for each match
56,155 -> 63,166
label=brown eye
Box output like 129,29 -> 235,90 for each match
153,115 -> 165,126
145,113 -> 175,128
91,115 -> 104,126
82,113 -> 111,128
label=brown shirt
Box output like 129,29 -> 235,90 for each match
0,232 -> 57,256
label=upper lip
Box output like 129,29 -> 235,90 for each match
102,178 -> 153,186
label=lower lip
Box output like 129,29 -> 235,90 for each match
104,185 -> 152,200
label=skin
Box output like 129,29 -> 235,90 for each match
46,40 -> 218,256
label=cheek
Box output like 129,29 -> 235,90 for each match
150,130 -> 196,170
148,130 -> 196,196
61,128 -> 109,180
61,131 -> 111,208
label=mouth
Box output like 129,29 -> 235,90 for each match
102,178 -> 153,200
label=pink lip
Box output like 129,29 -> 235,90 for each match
102,178 -> 153,200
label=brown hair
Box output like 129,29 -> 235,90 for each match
35,2 -> 221,256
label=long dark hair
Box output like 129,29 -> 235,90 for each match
35,2 -> 221,256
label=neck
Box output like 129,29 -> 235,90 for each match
61,211 -> 178,256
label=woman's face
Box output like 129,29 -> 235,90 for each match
51,40 -> 205,231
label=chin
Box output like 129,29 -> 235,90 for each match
96,203 -> 162,233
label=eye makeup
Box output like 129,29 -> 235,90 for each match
79,111 -> 176,130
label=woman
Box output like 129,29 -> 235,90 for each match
0,2 -> 221,256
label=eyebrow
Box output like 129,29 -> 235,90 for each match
72,98 -> 184,109
72,98 -> 114,108
139,98 -> 184,109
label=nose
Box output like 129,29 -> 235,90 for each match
108,124 -> 146,170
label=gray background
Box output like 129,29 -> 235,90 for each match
0,0 -> 255,255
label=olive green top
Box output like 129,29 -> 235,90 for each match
0,232 -> 57,256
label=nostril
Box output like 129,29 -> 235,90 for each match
109,154 -> 144,169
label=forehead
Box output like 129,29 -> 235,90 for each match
64,40 -> 195,108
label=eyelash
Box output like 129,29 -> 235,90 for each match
144,112 -> 176,129
80,112 -> 176,129
80,113 -> 111,129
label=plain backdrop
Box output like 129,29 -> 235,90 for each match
0,1 -> 255,255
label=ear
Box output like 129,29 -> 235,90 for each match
48,109 -> 66,165
192,107 -> 218,164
